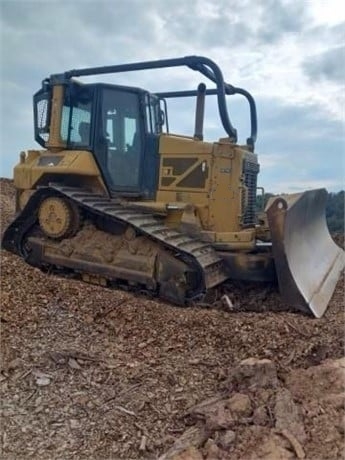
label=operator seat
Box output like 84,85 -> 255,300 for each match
78,122 -> 91,145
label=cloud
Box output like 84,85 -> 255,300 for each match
0,0 -> 344,194
257,0 -> 309,44
303,46 -> 345,84
254,97 -> 345,192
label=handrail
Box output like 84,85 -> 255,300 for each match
50,55 -> 257,149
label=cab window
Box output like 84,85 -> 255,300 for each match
101,89 -> 142,188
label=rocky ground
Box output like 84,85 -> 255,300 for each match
1,178 -> 344,459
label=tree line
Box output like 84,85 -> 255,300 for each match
326,191 -> 344,233
256,191 -> 344,234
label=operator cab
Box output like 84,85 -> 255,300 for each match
34,81 -> 164,198
34,56 -> 258,199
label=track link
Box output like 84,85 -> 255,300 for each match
2,185 -> 228,304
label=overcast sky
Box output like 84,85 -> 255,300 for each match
1,0 -> 344,193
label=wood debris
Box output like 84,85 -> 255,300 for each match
279,429 -> 306,459
1,178 -> 344,460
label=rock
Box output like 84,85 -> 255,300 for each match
249,433 -> 295,459
319,392 -> 345,410
68,358 -> 82,370
286,358 -> 345,401
217,429 -> 236,449
204,438 -> 221,459
256,388 -> 271,404
32,370 -> 52,379
227,393 -> 252,417
35,376 -> 51,386
274,389 -> 306,443
69,419 -> 79,429
205,403 -> 234,431
187,395 -> 226,417
170,446 -> 203,460
253,405 -> 270,426
231,358 -> 278,389
159,426 -> 207,460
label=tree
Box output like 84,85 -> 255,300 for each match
256,191 -> 344,234
326,191 -> 344,233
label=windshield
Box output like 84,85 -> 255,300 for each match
100,88 -> 142,188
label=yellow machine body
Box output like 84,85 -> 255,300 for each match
3,55 -> 344,317
14,135 -> 258,249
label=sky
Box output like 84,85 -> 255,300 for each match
0,0 -> 344,193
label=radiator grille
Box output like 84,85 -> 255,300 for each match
242,159 -> 259,226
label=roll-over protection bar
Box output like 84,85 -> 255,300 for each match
50,55 -> 257,150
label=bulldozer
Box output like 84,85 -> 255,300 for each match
2,56 -> 344,317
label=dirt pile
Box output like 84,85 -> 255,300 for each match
0,178 -> 15,232
1,178 -> 344,459
160,357 -> 345,459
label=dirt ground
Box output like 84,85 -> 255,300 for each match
1,178 -> 344,460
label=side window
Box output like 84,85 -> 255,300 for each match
70,105 -> 91,143
145,94 -> 162,134
61,107 -> 69,142
105,109 -> 117,149
106,118 -> 114,144
145,97 -> 153,133
124,117 -> 137,151
60,85 -> 92,145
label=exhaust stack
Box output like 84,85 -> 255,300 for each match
194,83 -> 206,140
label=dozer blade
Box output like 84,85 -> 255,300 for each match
266,188 -> 344,318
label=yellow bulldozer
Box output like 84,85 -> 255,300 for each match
2,56 -> 344,317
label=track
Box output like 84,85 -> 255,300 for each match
2,185 -> 228,306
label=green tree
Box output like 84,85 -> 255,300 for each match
326,191 -> 344,233
256,190 -> 344,234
